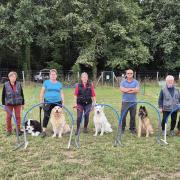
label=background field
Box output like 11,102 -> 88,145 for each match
0,83 -> 180,179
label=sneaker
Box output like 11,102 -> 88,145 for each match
14,129 -> 23,136
41,131 -> 46,138
130,129 -> 137,134
83,128 -> 88,133
75,129 -> 80,136
170,130 -> 175,136
18,130 -> 23,136
6,132 -> 12,136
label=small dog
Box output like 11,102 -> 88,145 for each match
93,105 -> 113,136
50,106 -> 70,138
138,106 -> 154,137
25,119 -> 42,136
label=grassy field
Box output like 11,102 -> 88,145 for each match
0,83 -> 179,179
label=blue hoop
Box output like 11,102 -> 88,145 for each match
74,103 -> 120,148
118,101 -> 162,144
163,105 -> 180,144
21,102 -> 74,150
0,104 -> 22,150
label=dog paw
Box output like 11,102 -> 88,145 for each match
93,134 -> 97,136
58,135 -> 62,138
100,133 -> 104,136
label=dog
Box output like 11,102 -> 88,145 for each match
138,106 -> 154,137
50,106 -> 70,138
25,119 -> 42,136
93,105 -> 113,136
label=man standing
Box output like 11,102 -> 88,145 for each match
158,75 -> 180,136
120,69 -> 139,134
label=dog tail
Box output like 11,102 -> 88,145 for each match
105,122 -> 113,133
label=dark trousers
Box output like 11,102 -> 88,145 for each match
161,111 -> 177,131
43,101 -> 62,128
76,104 -> 92,130
177,116 -> 180,130
121,102 -> 137,131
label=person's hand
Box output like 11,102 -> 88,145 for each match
92,101 -> 97,107
159,108 -> 163,113
73,103 -> 77,109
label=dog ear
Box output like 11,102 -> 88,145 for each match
30,120 -> 35,126
140,105 -> 142,109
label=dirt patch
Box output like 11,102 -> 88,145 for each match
64,158 -> 91,166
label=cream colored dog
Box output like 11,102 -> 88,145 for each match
50,106 -> 70,138
93,105 -> 113,136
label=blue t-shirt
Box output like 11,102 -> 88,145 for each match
43,80 -> 63,103
120,79 -> 139,102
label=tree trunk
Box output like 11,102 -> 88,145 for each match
21,44 -> 31,81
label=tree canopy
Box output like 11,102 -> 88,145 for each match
0,0 -> 180,77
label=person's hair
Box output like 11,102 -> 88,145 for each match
8,71 -> 17,78
126,69 -> 133,74
166,75 -> 174,81
50,69 -> 57,75
81,72 -> 88,78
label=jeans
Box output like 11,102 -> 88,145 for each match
120,102 -> 137,131
161,111 -> 177,131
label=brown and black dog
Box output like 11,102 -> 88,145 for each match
138,106 -> 154,137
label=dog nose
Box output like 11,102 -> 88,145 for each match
97,111 -> 100,114
56,110 -> 59,113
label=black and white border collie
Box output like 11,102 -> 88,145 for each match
25,119 -> 42,136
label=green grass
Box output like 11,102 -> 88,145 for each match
0,83 -> 180,179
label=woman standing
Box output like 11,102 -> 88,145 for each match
40,69 -> 64,138
74,72 -> 96,135
2,71 -> 24,136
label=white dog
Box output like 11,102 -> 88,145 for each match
93,105 -> 113,136
50,106 -> 70,138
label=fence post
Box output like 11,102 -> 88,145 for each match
112,72 -> 114,87
102,72 -> 103,86
22,71 -> 25,86
157,71 -> 159,81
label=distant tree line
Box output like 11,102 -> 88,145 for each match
0,0 -> 180,79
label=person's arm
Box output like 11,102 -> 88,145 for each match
158,90 -> 163,112
120,87 -> 131,93
127,87 -> 140,93
61,90 -> 64,106
120,80 -> 129,93
2,85 -> 6,105
40,87 -> 45,103
120,80 -> 139,93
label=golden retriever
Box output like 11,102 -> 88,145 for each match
50,106 -> 70,138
